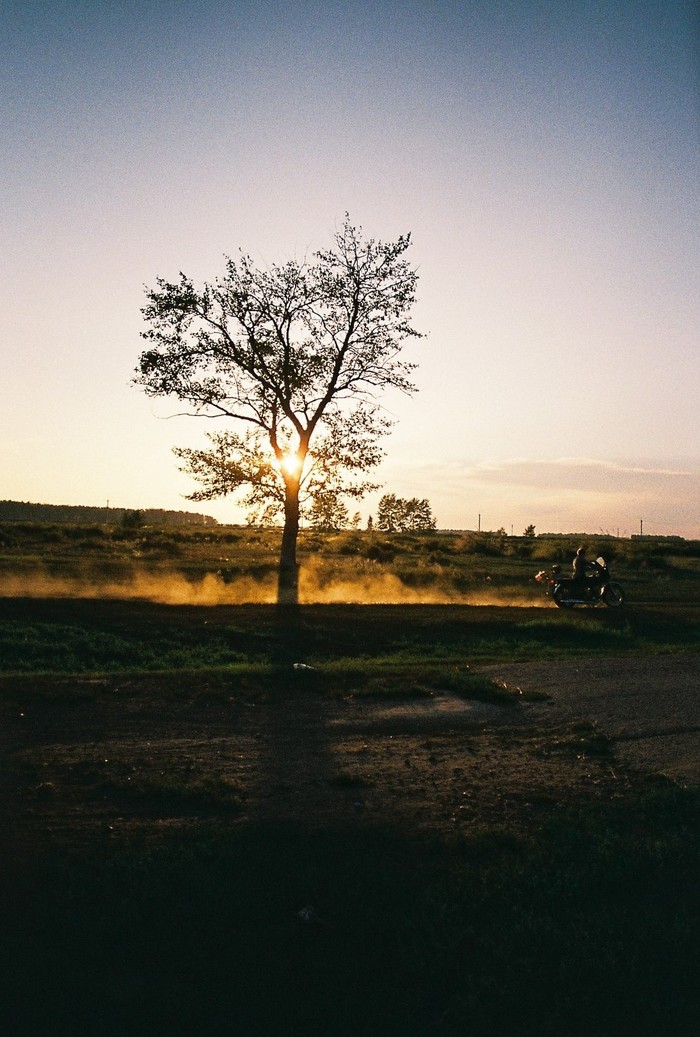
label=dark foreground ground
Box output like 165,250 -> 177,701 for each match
2,653 -> 698,856
1,653 -> 699,1036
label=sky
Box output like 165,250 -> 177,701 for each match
2,0 -> 699,537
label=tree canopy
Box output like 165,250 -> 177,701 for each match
134,216 -> 421,602
376,494 -> 437,532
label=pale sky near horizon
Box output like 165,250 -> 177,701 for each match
2,0 -> 699,537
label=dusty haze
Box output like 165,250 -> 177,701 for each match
0,564 -> 544,608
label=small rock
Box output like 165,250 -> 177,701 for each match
298,905 -> 317,923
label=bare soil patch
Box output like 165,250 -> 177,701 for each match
4,654 -> 696,874
476,653 -> 700,784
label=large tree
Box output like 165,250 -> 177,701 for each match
134,217 -> 421,603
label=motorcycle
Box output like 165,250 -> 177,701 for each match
535,556 -> 625,608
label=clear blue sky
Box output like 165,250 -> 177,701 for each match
2,0 -> 698,536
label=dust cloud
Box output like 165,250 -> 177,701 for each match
0,564 -> 545,607
296,557 -> 545,606
0,570 -> 276,606
299,561 -> 543,606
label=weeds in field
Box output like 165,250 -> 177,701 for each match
315,659 -> 516,703
1,594 -> 697,684
2,522 -> 700,606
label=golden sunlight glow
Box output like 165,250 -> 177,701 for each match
279,452 -> 303,477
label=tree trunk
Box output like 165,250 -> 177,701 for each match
277,478 -> 300,606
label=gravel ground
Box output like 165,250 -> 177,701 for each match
475,653 -> 700,784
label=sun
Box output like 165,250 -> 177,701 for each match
279,452 -> 303,477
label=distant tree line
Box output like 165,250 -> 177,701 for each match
297,492 -> 438,533
0,501 -> 217,526
376,494 -> 436,532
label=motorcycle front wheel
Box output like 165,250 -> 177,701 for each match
603,583 -> 625,607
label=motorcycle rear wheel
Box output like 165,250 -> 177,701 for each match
603,583 -> 625,607
553,588 -> 573,608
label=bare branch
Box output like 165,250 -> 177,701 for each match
134,217 -> 421,576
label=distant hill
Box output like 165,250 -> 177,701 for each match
0,500 -> 218,526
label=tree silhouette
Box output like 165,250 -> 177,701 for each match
377,494 -> 436,532
134,217 -> 421,603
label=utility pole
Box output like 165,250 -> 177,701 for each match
478,513 -> 481,532
640,518 -> 643,536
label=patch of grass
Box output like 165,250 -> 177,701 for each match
2,783 -> 698,1036
0,617 -> 256,674
427,665 -> 524,703
316,659 -> 517,703
1,600 -> 698,687
0,641 -> 514,706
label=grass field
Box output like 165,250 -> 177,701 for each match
2,521 -> 700,606
1,524 -> 699,1035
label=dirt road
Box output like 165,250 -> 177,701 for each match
2,653 -> 698,867
476,653 -> 700,784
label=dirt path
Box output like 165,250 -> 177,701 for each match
475,653 -> 700,784
1,655 -> 697,869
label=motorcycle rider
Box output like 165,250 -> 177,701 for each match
537,548 -> 624,607
573,546 -> 604,590
572,546 -> 587,585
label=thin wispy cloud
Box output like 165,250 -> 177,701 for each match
463,457 -> 693,482
381,455 -> 699,537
